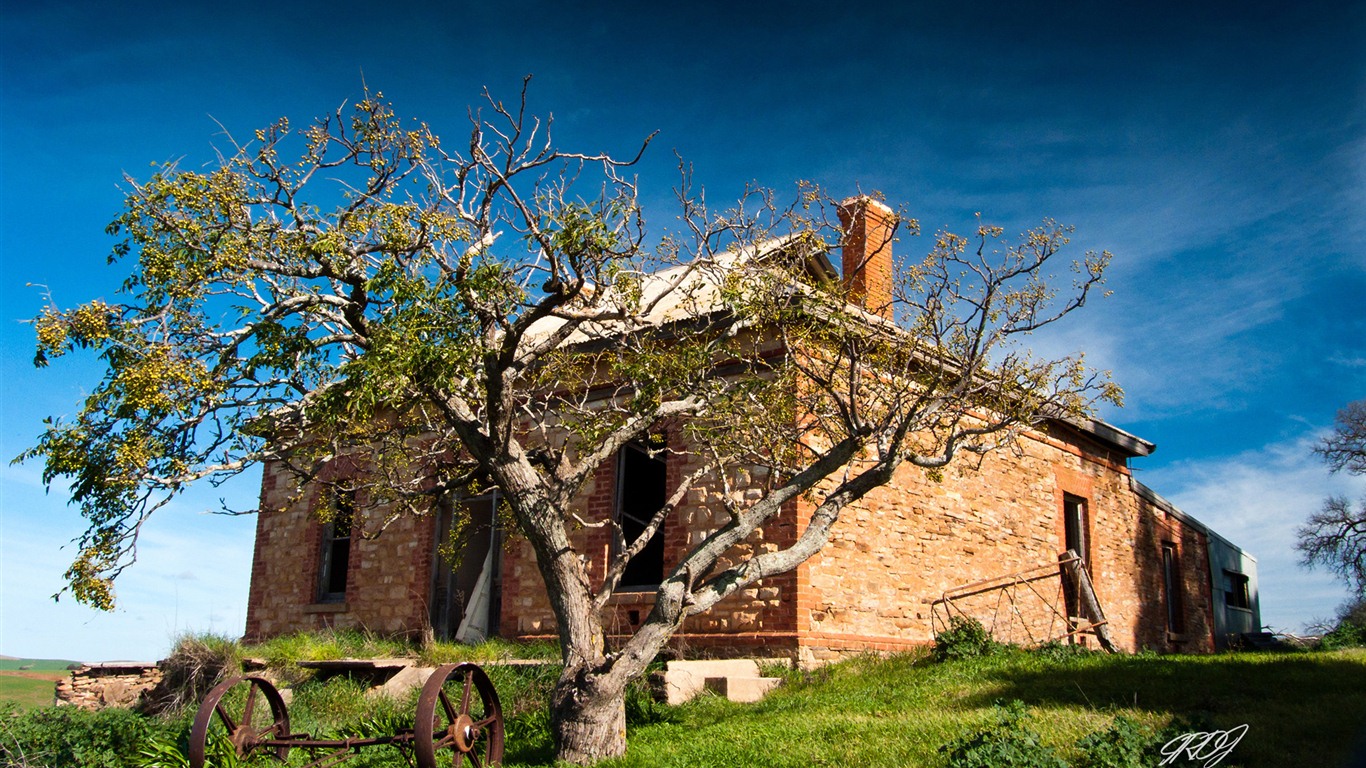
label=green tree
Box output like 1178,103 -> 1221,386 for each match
19,83 -> 1117,764
1298,400 -> 1366,596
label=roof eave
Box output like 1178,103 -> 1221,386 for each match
1076,417 -> 1156,458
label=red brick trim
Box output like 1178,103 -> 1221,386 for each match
798,632 -> 930,652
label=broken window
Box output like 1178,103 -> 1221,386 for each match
1223,569 -> 1251,610
1162,542 -> 1185,634
317,488 -> 355,603
616,442 -> 667,590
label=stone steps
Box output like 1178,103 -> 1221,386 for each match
656,659 -> 784,705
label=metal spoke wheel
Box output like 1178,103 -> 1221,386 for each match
189,675 -> 291,768
415,663 -> 505,768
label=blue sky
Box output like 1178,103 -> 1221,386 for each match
2,1 -> 1363,661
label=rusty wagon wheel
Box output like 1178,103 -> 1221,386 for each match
189,675 -> 291,768
415,662 -> 505,768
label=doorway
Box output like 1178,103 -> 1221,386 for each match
430,494 -> 501,641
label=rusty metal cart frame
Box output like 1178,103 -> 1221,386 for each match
188,662 -> 504,768
930,550 -> 1117,652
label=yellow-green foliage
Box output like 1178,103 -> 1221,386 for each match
20,86 -> 1122,628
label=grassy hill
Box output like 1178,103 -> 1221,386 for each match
582,648 -> 1366,768
0,658 -> 79,671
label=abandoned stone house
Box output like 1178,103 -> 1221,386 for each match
243,198 -> 1260,661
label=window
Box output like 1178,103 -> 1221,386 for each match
1061,494 -> 1090,625
317,488 -> 355,603
1162,543 -> 1185,634
1223,569 -> 1251,610
616,442 -> 667,590
1062,494 -> 1089,566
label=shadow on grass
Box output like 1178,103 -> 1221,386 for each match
957,650 -> 1366,768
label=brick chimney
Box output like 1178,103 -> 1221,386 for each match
837,196 -> 896,320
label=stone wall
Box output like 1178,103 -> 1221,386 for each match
791,424 -> 1215,664
244,426 -> 1220,659
499,429 -> 799,656
54,663 -> 162,710
245,458 -> 435,641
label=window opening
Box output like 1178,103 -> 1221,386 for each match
317,488 -> 355,603
1063,494 -> 1089,566
1223,569 -> 1251,610
616,442 -> 667,590
1062,494 -> 1090,627
1162,543 -> 1185,633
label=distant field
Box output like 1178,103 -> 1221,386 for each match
0,671 -> 63,709
0,658 -> 79,671
0,660 -> 73,710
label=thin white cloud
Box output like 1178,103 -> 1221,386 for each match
0,461 -> 50,491
1328,353 -> 1366,370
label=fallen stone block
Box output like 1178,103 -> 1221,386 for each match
370,665 -> 436,699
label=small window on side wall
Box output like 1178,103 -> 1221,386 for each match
317,488 -> 356,603
1223,569 -> 1251,610
1162,542 -> 1185,634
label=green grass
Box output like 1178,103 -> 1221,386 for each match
591,648 -> 1366,768
416,636 -> 559,667
0,673 -> 60,708
10,636 -> 1364,767
238,629 -> 557,674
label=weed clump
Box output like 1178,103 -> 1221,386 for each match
1074,715 -> 1155,768
934,616 -> 998,661
1033,640 -> 1104,662
944,702 -> 1201,768
940,700 -> 1067,767
141,633 -> 243,716
0,703 -> 157,768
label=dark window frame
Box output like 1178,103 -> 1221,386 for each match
1061,494 -> 1091,627
1062,494 -> 1090,569
1223,569 -> 1251,611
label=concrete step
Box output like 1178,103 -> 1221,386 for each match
704,675 -> 784,703
656,659 -> 783,704
665,659 -> 761,677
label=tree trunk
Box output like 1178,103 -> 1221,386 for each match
550,663 -> 628,764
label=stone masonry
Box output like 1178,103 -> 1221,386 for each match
245,461 -> 434,641
55,662 -> 162,710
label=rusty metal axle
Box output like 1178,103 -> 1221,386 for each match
188,663 -> 504,768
